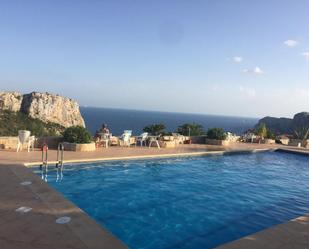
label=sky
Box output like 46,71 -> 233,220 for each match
0,0 -> 309,118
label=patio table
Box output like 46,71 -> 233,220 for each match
148,136 -> 161,149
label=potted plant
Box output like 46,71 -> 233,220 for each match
205,128 -> 228,145
63,126 -> 95,151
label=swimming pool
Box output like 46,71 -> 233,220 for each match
33,152 -> 309,249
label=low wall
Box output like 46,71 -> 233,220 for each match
205,138 -> 229,146
190,136 -> 207,144
263,139 -> 276,144
0,136 -> 19,150
36,136 -> 63,149
63,142 -> 96,152
0,136 -> 63,150
288,139 -> 309,148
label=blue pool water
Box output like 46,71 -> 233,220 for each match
33,152 -> 309,249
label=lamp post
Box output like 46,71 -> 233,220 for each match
188,127 -> 191,144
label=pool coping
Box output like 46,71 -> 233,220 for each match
14,163 -> 129,249
217,147 -> 309,249
2,146 -> 309,249
24,148 -> 275,167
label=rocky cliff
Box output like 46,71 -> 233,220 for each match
256,112 -> 309,136
0,92 -> 23,112
0,91 -> 85,128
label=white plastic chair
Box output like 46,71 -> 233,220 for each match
100,133 -> 110,148
119,130 -> 132,147
136,132 -> 148,146
17,130 -> 35,152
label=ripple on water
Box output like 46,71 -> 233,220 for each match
33,152 -> 309,249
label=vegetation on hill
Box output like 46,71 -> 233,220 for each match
0,110 -> 64,137
63,126 -> 92,143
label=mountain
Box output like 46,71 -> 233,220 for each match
0,91 -> 85,128
256,112 -> 309,137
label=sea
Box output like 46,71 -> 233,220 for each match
80,107 -> 258,136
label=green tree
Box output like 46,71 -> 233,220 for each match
177,123 -> 205,136
143,123 -> 166,136
206,128 -> 227,140
256,123 -> 268,139
63,126 -> 92,143
266,129 -> 276,139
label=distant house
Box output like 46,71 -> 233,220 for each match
276,135 -> 290,145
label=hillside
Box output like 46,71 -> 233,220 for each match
256,112 -> 309,138
0,109 -> 65,136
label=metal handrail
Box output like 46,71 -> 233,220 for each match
56,143 -> 65,182
40,143 -> 48,181
56,143 -> 64,168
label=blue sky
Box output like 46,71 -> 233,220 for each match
0,0 -> 309,118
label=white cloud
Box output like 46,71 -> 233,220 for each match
301,52 -> 309,60
283,39 -> 299,48
232,56 -> 243,63
295,88 -> 309,97
239,86 -> 256,97
243,66 -> 264,75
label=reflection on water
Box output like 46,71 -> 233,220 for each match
32,153 -> 309,249
39,164 -> 64,183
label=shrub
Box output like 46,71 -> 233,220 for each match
177,123 -> 205,136
63,126 -> 92,143
206,128 -> 227,140
143,123 -> 166,136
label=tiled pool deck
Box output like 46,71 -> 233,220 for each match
0,143 -> 308,249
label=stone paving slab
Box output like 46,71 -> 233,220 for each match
0,163 -> 128,249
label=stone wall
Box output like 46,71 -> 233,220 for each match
0,136 -> 30,150
190,136 -> 207,144
288,139 -> 309,148
36,136 -> 63,149
205,138 -> 230,146
63,142 -> 96,152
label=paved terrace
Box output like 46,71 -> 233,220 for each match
0,143 -> 308,249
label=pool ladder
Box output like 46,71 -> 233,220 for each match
56,143 -> 65,181
40,143 -> 49,181
40,143 -> 65,182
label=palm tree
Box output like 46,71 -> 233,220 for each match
143,123 -> 166,136
177,123 -> 205,136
